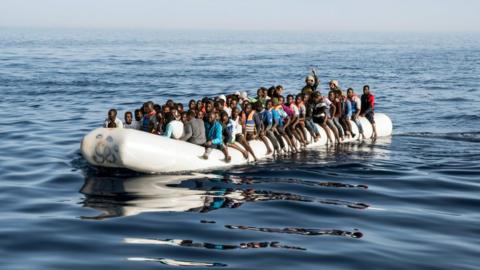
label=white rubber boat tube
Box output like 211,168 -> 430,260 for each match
80,113 -> 392,173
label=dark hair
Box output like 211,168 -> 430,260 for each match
176,103 -> 184,109
125,111 -> 132,117
267,86 -> 275,97
253,101 -> 263,111
187,110 -> 196,117
108,109 -> 117,115
219,110 -> 228,119
347,88 -> 354,92
164,112 -> 175,124
134,109 -> 141,114
363,85 -> 370,90
312,91 -> 321,99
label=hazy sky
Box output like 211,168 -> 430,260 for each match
0,0 -> 479,32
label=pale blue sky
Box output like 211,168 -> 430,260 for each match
0,0 -> 479,32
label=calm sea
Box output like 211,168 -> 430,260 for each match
0,28 -> 479,270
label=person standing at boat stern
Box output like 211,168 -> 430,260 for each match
360,85 -> 377,139
203,112 -> 231,162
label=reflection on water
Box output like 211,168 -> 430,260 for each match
80,173 -> 373,219
127,257 -> 227,267
125,237 -> 307,251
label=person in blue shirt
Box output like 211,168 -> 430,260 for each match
203,112 -> 231,163
340,91 -> 354,138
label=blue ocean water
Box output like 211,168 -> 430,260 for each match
0,28 -> 479,270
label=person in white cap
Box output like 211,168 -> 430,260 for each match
301,69 -> 319,96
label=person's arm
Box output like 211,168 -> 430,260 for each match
212,123 -> 223,145
283,116 -> 291,129
163,123 -> 173,138
330,104 -> 336,119
180,122 -> 193,141
312,69 -> 319,90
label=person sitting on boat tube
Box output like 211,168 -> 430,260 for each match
103,109 -> 123,128
163,112 -> 184,139
360,85 -> 377,139
180,110 -> 206,145
203,112 -> 231,162
347,88 -> 365,140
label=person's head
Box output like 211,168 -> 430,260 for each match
295,94 -> 303,104
219,111 -> 229,124
272,98 -> 279,107
186,110 -> 196,121
363,85 -> 370,95
329,80 -> 339,90
328,91 -> 336,101
188,99 -> 196,110
171,108 -> 180,120
245,103 -> 253,114
267,86 -> 276,98
134,109 -> 143,121
124,111 -> 133,124
206,100 -> 214,113
162,105 -> 170,114
165,112 -> 175,124
166,99 -> 175,108
231,106 -> 240,119
206,112 -> 216,123
306,75 -> 315,87
230,99 -> 238,109
275,85 -> 284,96
226,95 -> 233,107
287,94 -> 294,105
197,110 -> 205,120
144,101 -> 154,114
196,100 -> 204,111
253,101 -> 263,112
347,88 -> 354,98
278,95 -> 285,105
176,103 -> 184,113
214,101 -> 222,111
108,109 -> 117,121
312,92 -> 321,103
266,99 -> 273,110
303,94 -> 310,103
181,111 -> 188,123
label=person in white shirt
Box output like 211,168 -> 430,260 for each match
123,111 -> 137,129
103,109 -> 123,128
163,112 -> 184,139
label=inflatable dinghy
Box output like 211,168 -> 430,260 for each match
80,113 -> 392,174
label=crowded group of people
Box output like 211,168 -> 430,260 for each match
104,70 -> 377,163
